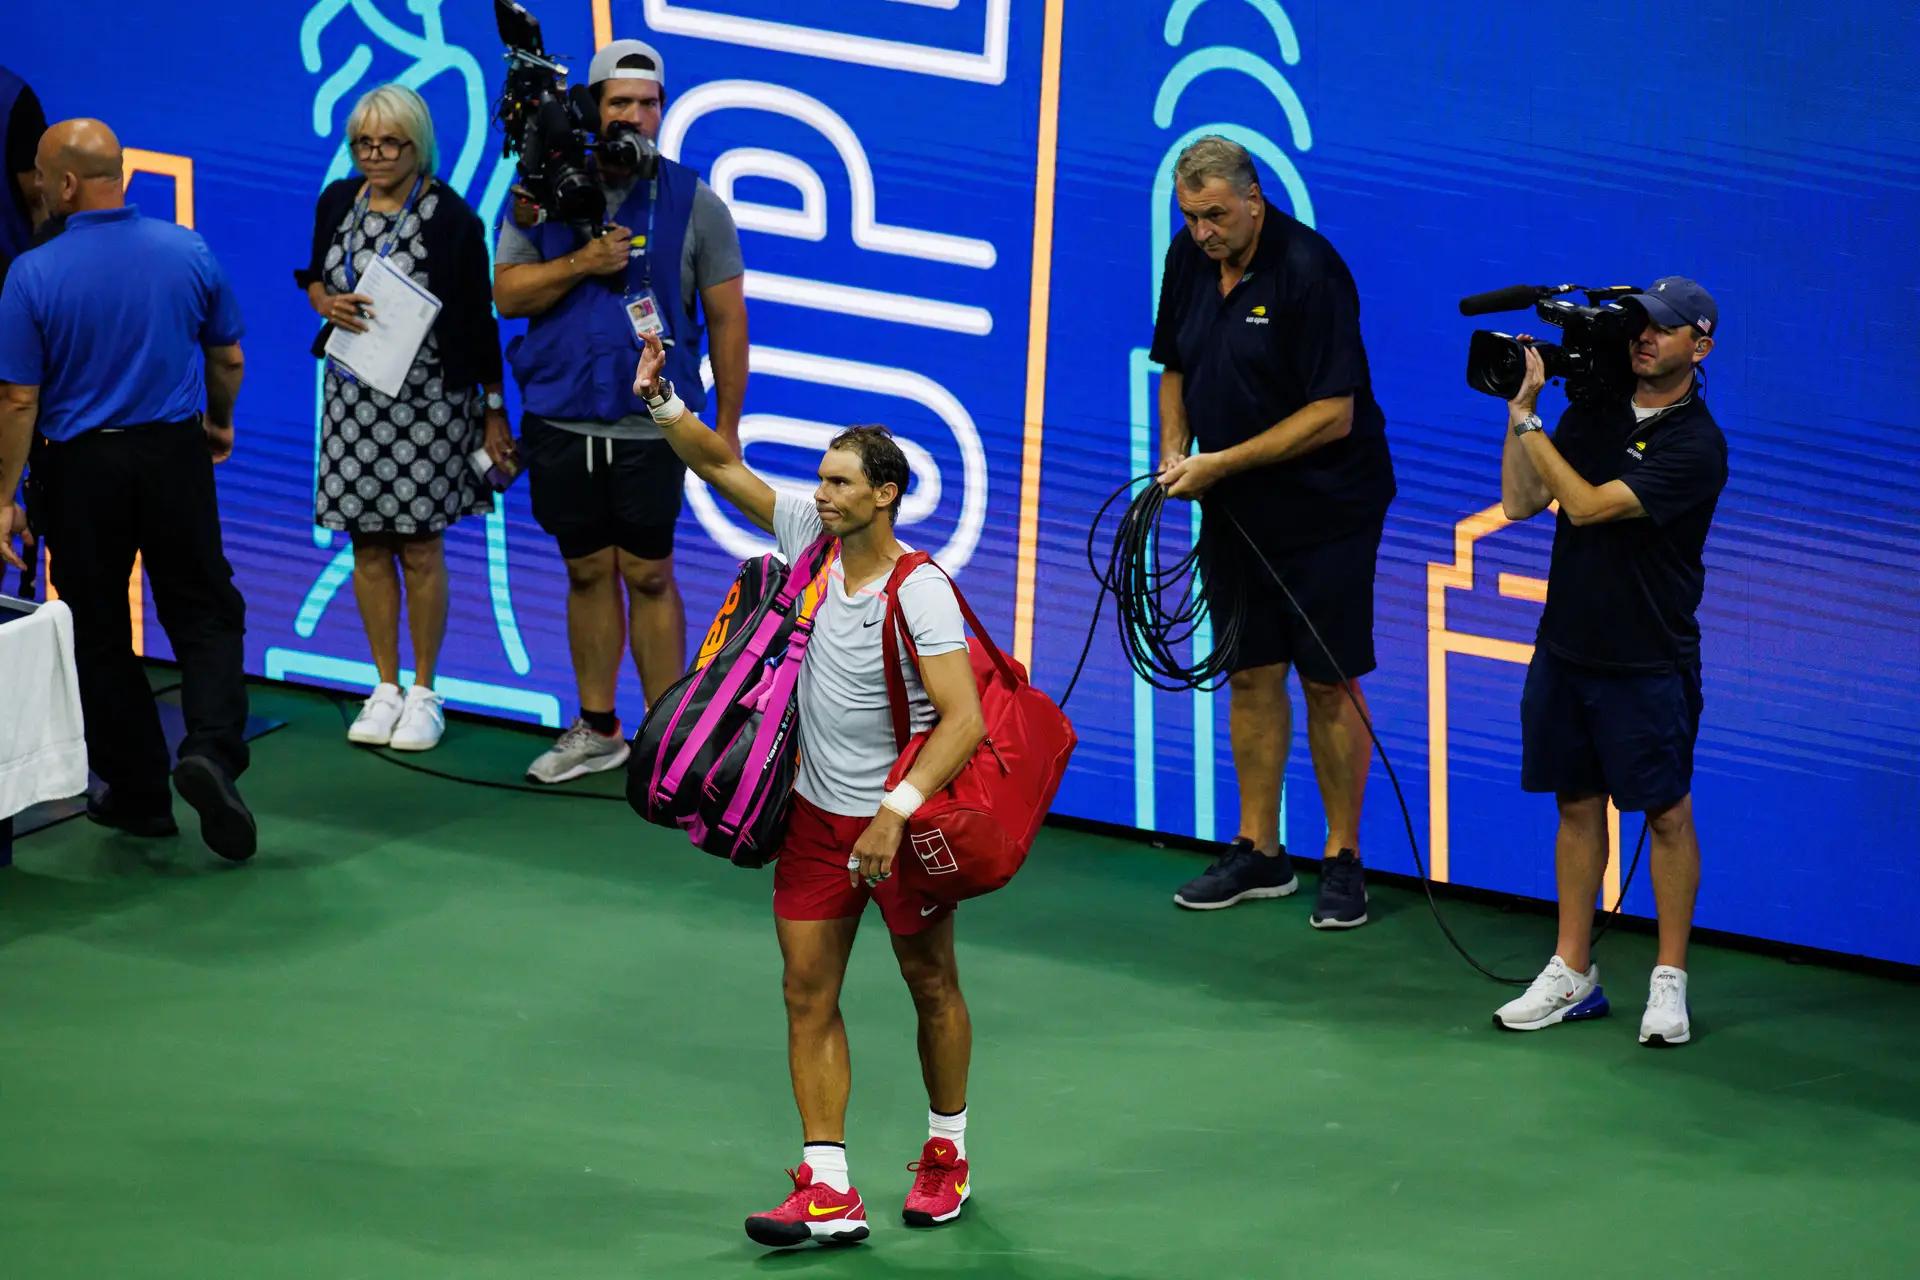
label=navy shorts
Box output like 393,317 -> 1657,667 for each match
1203,518 -> 1382,682
1520,649 -> 1702,813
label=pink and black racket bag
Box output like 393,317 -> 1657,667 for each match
627,536 -> 836,867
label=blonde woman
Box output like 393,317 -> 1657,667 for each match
295,84 -> 511,751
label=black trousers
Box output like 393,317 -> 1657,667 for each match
33,420 -> 249,812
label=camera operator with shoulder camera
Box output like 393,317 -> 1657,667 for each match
493,37 -> 748,786
1492,277 -> 1727,1048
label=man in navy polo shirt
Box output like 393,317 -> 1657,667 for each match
1151,136 -> 1396,930
1491,278 -> 1727,1048
0,119 -> 257,862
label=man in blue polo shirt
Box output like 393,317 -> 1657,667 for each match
0,118 -> 257,862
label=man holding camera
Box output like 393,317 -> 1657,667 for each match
494,38 -> 747,784
1152,136 -> 1396,929
1493,278 -> 1727,1048
0,119 -> 256,862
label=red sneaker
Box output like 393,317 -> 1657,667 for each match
902,1138 -> 970,1227
744,1163 -> 869,1248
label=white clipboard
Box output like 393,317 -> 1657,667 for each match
323,255 -> 441,398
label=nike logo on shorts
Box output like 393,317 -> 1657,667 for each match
921,904 -> 941,917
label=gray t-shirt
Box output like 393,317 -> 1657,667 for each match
496,176 -> 743,440
772,493 -> 969,818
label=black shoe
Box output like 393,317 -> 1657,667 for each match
1174,837 -> 1299,910
1310,849 -> 1369,929
171,756 -> 257,863
86,793 -> 179,838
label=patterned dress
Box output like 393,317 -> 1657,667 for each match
315,186 -> 492,535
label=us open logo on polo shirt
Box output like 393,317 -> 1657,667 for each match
1246,304 -> 1270,326
912,829 -> 960,876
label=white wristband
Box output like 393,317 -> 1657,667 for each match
881,782 -> 925,819
648,392 -> 685,425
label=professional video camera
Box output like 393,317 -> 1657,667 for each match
491,0 -> 656,233
1459,283 -> 1649,405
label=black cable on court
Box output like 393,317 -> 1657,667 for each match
329,697 -> 628,801
1058,476 -> 1648,985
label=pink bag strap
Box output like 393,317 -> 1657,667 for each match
779,535 -> 839,607
717,624 -> 814,835
657,535 -> 838,798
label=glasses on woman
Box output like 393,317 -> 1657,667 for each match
351,136 -> 415,160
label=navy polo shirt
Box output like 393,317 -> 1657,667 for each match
0,204 -> 244,441
1538,394 -> 1728,672
1150,213 -> 1394,549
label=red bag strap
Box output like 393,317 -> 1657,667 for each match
880,552 -> 931,752
880,550 -> 1023,753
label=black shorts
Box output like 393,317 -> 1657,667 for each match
1202,517 -> 1382,682
1520,648 -> 1702,812
521,414 -> 686,562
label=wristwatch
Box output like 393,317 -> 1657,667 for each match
1512,412 -> 1545,438
484,391 -> 506,412
642,377 -> 675,410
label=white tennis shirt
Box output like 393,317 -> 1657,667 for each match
773,493 -> 968,817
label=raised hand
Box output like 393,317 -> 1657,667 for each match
633,330 -> 668,398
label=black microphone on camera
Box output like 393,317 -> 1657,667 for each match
1457,284 -> 1553,316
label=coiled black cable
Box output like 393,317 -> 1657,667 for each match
1060,475 -> 1648,985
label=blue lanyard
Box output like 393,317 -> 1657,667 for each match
343,175 -> 423,294
629,176 -> 658,290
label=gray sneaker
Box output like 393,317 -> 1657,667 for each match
526,719 -> 631,784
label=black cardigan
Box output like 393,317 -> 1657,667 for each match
295,177 -> 503,390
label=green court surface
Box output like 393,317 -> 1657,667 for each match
4,680 -> 1917,1279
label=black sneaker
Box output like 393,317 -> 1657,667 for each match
171,756 -> 257,863
1174,838 -> 1299,910
1310,849 -> 1369,929
86,793 -> 179,838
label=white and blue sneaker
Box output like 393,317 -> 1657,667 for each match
1493,956 -> 1610,1032
1639,965 -> 1691,1047
1173,838 -> 1299,910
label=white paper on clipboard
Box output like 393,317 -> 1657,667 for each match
323,255 -> 441,398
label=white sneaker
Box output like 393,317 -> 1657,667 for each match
1493,956 -> 1610,1032
526,718 -> 630,784
1639,966 -> 1691,1047
348,683 -> 406,745
388,686 -> 446,752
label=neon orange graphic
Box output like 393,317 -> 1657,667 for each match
1427,503 -> 1622,907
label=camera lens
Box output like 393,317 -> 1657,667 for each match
1466,331 -> 1527,399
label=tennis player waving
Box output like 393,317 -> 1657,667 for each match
634,332 -> 985,1246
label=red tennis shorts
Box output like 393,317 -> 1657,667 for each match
774,793 -> 955,936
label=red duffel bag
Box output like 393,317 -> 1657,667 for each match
879,552 -> 1077,901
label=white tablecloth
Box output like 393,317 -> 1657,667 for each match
0,599 -> 89,820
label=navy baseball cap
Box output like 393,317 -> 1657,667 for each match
1627,277 -> 1719,336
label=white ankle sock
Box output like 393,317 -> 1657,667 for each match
929,1107 -> 967,1160
803,1143 -> 850,1193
